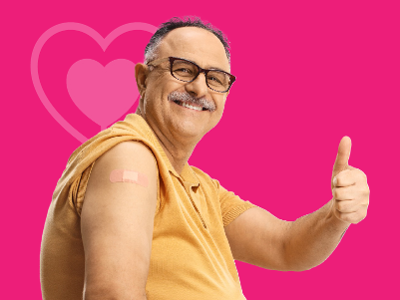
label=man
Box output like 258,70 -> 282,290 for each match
40,17 -> 370,300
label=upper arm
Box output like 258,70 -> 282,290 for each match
224,206 -> 292,271
81,141 -> 157,299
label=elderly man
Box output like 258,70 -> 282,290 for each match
40,17 -> 370,300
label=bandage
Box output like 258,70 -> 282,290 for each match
109,169 -> 149,187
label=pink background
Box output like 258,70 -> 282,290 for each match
2,0 -> 399,299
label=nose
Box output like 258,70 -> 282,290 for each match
184,71 -> 209,98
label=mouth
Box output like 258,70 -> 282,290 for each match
173,100 -> 207,111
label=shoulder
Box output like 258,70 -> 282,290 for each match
85,141 -> 158,199
96,141 -> 157,170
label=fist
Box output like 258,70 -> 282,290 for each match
331,136 -> 370,224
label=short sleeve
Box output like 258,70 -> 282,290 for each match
72,161 -> 96,216
217,181 -> 257,227
71,150 -> 161,216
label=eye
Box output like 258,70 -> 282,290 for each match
176,68 -> 192,73
173,67 -> 195,77
207,75 -> 223,84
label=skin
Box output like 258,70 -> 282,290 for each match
225,136 -> 370,271
135,27 -> 231,174
82,142 -> 157,300
81,27 -> 370,299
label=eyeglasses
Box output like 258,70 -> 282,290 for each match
147,57 -> 236,93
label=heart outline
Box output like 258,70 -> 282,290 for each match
31,22 -> 157,142
67,58 -> 138,129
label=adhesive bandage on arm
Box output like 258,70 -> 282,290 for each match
109,169 -> 149,187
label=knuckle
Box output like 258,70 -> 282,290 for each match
341,213 -> 351,223
358,169 -> 367,181
362,201 -> 369,210
366,185 -> 370,196
355,212 -> 366,224
337,201 -> 346,212
336,189 -> 345,200
332,188 -> 337,198
362,171 -> 367,180
333,188 -> 340,199
336,174 -> 343,185
359,185 -> 370,198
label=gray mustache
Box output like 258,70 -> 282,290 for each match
167,91 -> 216,112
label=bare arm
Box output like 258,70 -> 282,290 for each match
225,136 -> 369,271
225,202 -> 348,271
81,141 -> 157,299
284,136 -> 369,270
282,200 -> 350,271
225,198 -> 352,271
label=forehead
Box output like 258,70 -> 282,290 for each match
157,27 -> 230,72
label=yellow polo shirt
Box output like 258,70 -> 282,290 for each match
40,113 -> 256,299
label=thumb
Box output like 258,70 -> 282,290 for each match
332,136 -> 352,177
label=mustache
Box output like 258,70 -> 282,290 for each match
167,91 -> 216,112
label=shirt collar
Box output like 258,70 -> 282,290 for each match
131,114 -> 200,187
179,163 -> 200,187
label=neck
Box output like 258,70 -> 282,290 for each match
136,110 -> 198,175
156,133 -> 195,175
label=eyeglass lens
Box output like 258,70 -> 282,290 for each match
171,60 -> 231,92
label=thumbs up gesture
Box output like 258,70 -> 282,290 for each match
331,136 -> 370,224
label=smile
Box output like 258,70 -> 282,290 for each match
173,100 -> 206,111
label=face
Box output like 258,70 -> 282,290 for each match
137,27 -> 231,146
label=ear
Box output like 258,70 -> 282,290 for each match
135,63 -> 148,97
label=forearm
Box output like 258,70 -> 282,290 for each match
283,199 -> 349,271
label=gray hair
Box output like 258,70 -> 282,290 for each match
144,16 -> 231,64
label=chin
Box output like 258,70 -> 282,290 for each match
173,119 -> 209,140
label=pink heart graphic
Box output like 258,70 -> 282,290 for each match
31,22 -> 157,142
67,59 -> 137,129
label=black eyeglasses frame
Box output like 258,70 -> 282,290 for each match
147,56 -> 236,93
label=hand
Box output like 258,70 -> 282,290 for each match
331,136 -> 370,224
